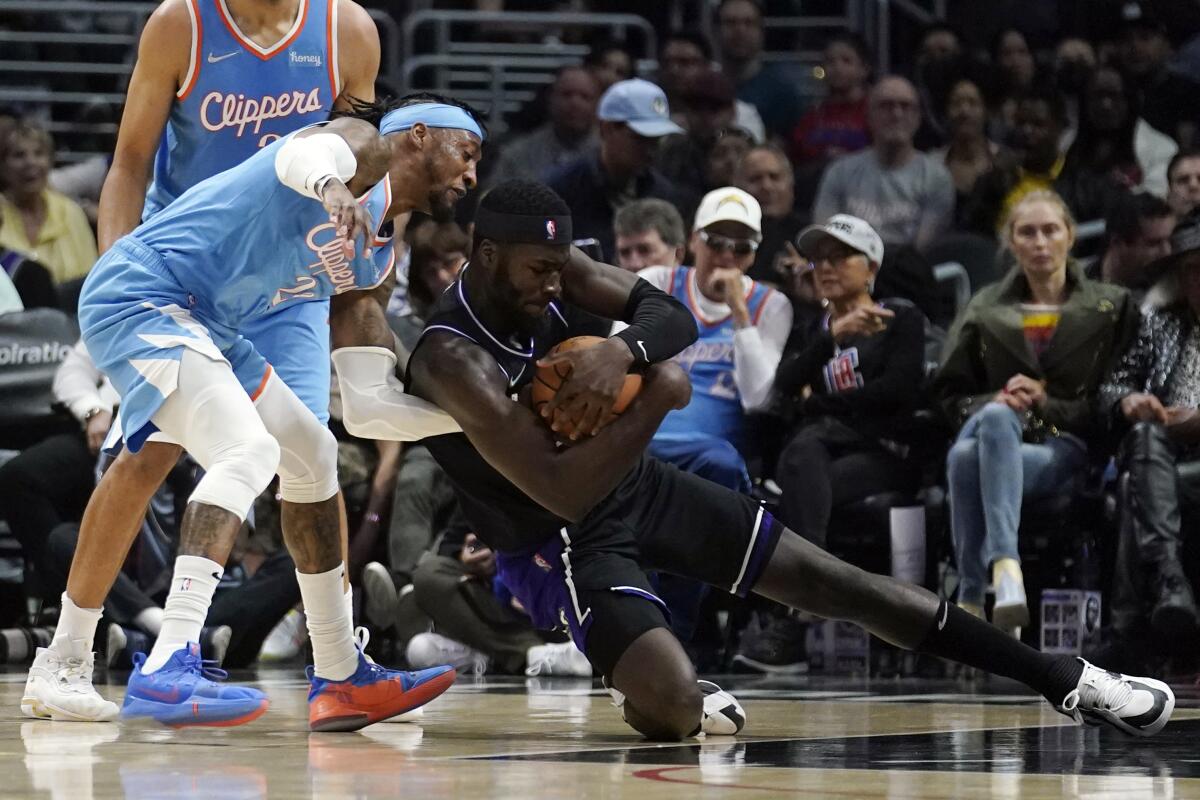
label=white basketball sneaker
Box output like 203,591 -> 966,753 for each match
525,641 -> 593,677
699,680 -> 746,736
1057,658 -> 1174,736
22,646 -> 119,722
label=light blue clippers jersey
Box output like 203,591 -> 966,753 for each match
654,266 -> 776,445
143,0 -> 338,218
128,130 -> 395,332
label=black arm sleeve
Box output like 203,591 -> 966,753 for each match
611,278 -> 699,366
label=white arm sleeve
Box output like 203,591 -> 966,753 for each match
53,340 -> 117,423
733,292 -> 794,411
274,132 -> 358,199
331,346 -> 462,441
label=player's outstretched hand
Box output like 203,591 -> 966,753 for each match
538,337 -> 634,439
319,179 -> 374,260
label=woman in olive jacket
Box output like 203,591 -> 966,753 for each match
931,190 -> 1136,632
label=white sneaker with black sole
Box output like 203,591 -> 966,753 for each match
699,680 -> 746,736
1057,657 -> 1174,736
22,647 -> 119,722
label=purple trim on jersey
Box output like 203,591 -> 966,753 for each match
548,301 -> 567,326
609,585 -> 670,617
734,508 -> 784,598
456,267 -> 534,357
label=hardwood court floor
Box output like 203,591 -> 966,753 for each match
3,668 -> 1200,799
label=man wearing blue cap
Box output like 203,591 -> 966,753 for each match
548,78 -> 695,261
70,94 -> 485,731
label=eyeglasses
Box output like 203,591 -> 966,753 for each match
806,245 -> 863,267
699,230 -> 759,256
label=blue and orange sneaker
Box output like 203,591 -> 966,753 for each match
307,651 -> 456,732
120,642 -> 268,728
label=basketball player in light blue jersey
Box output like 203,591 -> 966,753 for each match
69,97 -> 485,730
19,0 -> 385,728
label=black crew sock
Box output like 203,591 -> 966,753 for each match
917,600 -> 1085,704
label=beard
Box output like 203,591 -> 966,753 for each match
427,187 -> 457,222
493,259 -> 554,338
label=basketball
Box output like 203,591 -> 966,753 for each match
530,336 -> 642,437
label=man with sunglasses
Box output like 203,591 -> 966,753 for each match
620,187 -> 792,492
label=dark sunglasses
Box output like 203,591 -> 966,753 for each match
699,230 -> 759,256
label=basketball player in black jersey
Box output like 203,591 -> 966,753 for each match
379,181 -> 1172,740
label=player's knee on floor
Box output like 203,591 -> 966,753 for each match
623,680 -> 703,741
189,429 -> 280,520
276,422 -> 339,504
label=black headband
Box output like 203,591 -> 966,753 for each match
475,207 -> 573,245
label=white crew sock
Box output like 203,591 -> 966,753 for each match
345,586 -> 354,627
141,556 -> 222,674
50,593 -> 102,659
299,563 -> 359,681
134,606 -> 164,636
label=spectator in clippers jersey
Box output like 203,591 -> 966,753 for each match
621,187 -> 792,493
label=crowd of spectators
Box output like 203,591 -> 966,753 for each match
2,0 -> 1200,679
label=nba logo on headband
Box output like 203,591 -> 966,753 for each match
545,219 -> 557,240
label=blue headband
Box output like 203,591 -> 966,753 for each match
378,103 -> 485,141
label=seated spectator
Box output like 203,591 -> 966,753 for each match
387,219 -> 469,353
1061,66 -> 1177,199
736,144 -> 808,286
1092,192 -> 1174,295
0,339 -> 116,592
0,267 -> 20,314
1115,5 -> 1200,148
932,190 -> 1135,632
788,30 -> 872,166
1100,216 -> 1200,649
702,126 -> 754,192
658,30 -> 765,143
932,78 -> 1004,218
965,87 -> 1127,235
716,0 -> 804,140
658,69 -> 742,198
613,198 -> 686,273
365,221 -> 467,633
774,215 -> 925,553
583,37 -> 635,93
405,508 -> 589,677
1166,149 -> 1200,219
0,248 -> 57,310
812,76 -> 955,253
546,78 -> 689,262
989,28 -> 1038,142
488,66 -> 599,188
0,121 -> 97,285
1052,37 -> 1096,132
911,23 -> 968,148
627,187 -> 791,486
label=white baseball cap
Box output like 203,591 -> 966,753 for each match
795,214 -> 885,265
692,187 -> 762,237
